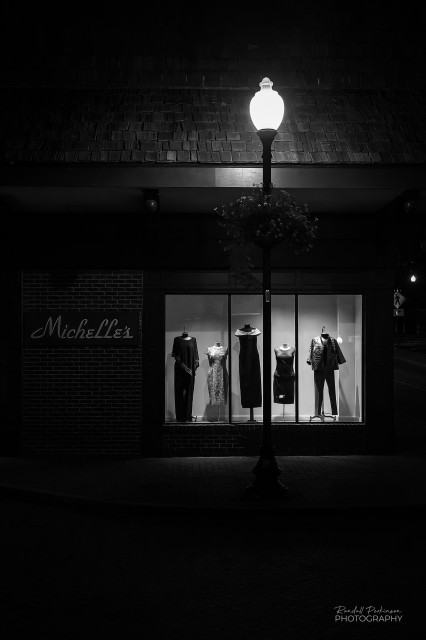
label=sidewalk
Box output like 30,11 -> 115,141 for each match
1,452 -> 425,517
1,346 -> 425,518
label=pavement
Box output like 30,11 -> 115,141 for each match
1,341 -> 425,518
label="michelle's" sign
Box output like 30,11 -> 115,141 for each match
23,311 -> 141,346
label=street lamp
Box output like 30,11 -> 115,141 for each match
247,78 -> 287,496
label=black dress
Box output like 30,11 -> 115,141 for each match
236,330 -> 262,408
273,348 -> 295,404
172,336 -> 199,421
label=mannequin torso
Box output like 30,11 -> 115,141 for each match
274,343 -> 295,355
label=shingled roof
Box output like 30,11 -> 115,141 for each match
2,87 -> 426,165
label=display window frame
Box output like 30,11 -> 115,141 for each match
164,290 -> 365,426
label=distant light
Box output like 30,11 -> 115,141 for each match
145,199 -> 158,213
404,200 -> 416,214
410,274 -> 417,283
249,78 -> 285,131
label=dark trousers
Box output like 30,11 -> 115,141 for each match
174,365 -> 195,421
314,369 -> 338,415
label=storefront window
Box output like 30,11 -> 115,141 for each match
165,293 -> 362,424
165,295 -> 229,422
298,295 -> 363,422
230,294 -> 263,422
272,296 -> 296,422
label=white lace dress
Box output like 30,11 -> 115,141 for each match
206,345 -> 228,405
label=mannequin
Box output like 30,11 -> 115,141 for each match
279,342 -> 291,350
273,340 -> 296,420
181,326 -> 190,340
307,326 -> 346,421
235,323 -> 262,421
205,339 -> 228,420
172,329 -> 199,422
321,326 -> 329,340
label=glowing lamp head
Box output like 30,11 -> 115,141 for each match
249,77 -> 285,131
410,274 -> 417,283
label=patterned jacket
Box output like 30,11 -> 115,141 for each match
307,336 -> 346,371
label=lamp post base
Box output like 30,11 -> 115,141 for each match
246,445 -> 288,497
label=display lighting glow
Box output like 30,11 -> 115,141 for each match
249,77 -> 285,131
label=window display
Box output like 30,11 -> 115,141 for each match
165,293 -> 363,424
271,295 -> 296,421
231,295 -> 263,422
165,295 -> 229,422
298,295 -> 362,422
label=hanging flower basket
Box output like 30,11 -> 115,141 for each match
214,186 -> 318,288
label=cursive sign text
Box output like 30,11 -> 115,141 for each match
24,312 -> 140,346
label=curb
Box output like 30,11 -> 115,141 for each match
394,349 -> 426,368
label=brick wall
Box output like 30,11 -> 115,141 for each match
161,424 -> 249,457
22,270 -> 143,456
161,423 -> 366,456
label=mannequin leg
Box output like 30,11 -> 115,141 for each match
174,365 -> 185,420
186,374 -> 195,421
175,366 -> 194,421
314,370 -> 326,415
325,370 -> 338,415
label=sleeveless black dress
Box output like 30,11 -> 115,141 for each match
273,349 -> 295,404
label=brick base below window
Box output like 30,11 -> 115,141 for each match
161,423 -> 366,456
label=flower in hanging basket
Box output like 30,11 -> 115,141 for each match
213,186 -> 318,288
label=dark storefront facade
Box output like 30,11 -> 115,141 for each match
1,8 -> 425,457
14,264 -> 391,458
12,166 -> 397,457
2,163 -> 423,457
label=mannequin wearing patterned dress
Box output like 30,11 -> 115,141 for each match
206,342 -> 228,407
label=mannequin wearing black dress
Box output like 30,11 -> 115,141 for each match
273,343 -> 296,405
235,324 -> 262,410
172,331 -> 199,421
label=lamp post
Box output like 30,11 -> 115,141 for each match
247,78 -> 287,496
